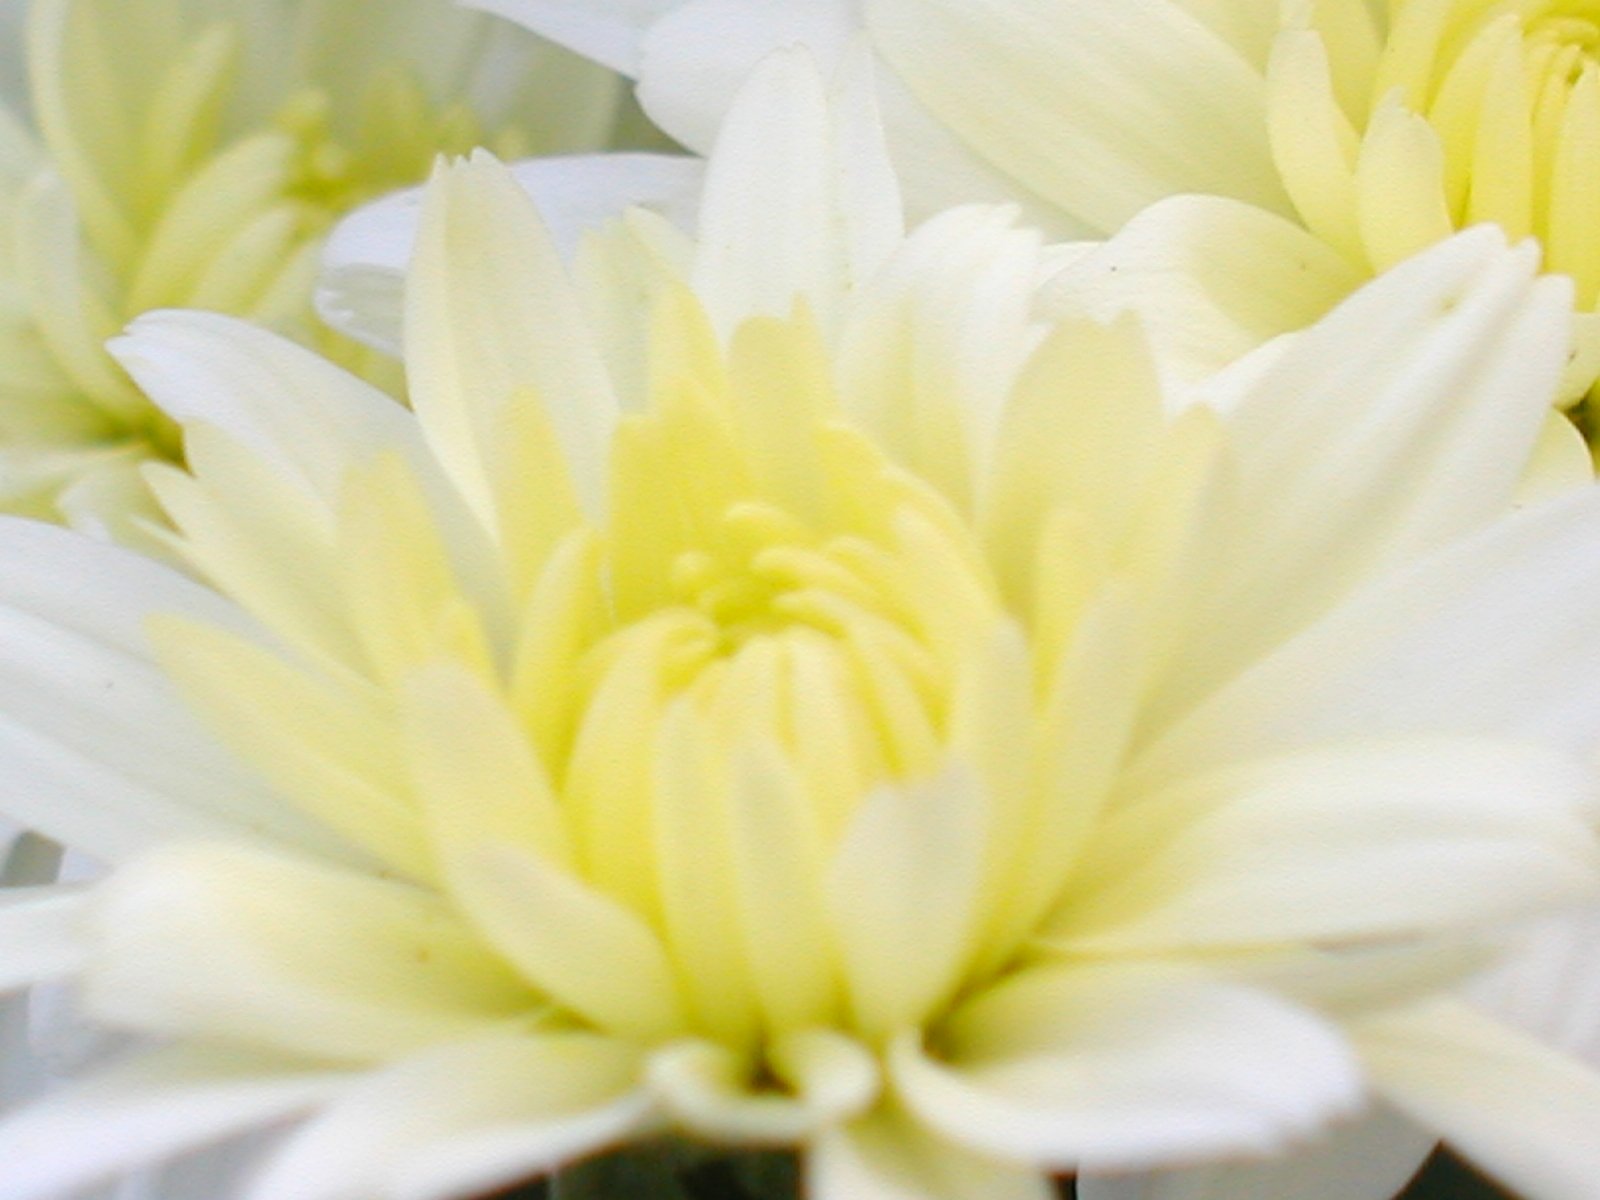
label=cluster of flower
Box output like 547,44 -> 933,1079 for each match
0,2 -> 1598,1199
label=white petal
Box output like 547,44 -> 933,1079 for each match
648,1031 -> 878,1143
636,0 -> 1083,234
1468,902 -> 1600,1070
85,844 -> 534,1063
0,886 -> 85,993
467,0 -> 678,75
110,312 -> 419,512
1157,231 -> 1571,724
689,47 -> 867,335
1137,484 -> 1600,783
0,518 -> 336,863
1061,737 -> 1600,954
246,1032 -> 650,1200
318,153 -> 705,357
893,964 -> 1362,1172
840,204 -> 1047,509
0,1044 -> 349,1200
635,0 -> 858,151
810,1108 -> 1054,1200
1357,1001 -> 1600,1200
406,153 -> 617,520
1042,195 -> 1363,386
829,767 -> 987,1038
1077,1110 -> 1434,1200
864,0 -> 1288,234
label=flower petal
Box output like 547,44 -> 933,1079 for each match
893,964 -> 1361,1172
648,1031 -> 878,1143
1157,231 -> 1571,723
829,767 -> 987,1039
864,0 -> 1289,233
0,1044 -> 349,1200
452,844 -> 687,1041
1042,195 -> 1363,386
1060,737 -> 1599,954
318,153 -> 705,357
246,1032 -> 650,1200
633,0 -> 857,150
1138,483 -> 1600,783
810,1107 -> 1054,1200
109,311 -> 423,511
406,152 -> 617,521
1356,1001 -> 1600,1200
85,844 -> 535,1063
690,45 -> 903,337
0,518 -> 335,863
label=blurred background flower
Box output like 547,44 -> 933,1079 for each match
0,0 -> 663,546
480,0 -> 1600,451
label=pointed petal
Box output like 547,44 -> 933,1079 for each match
865,0 -> 1289,233
0,1045 -> 349,1200
1138,484 -> 1600,782
829,767 -> 987,1039
452,844 -> 686,1041
319,153 -> 705,357
406,153 -> 617,520
689,48 -> 866,335
1357,1001 -> 1600,1200
1061,738 -> 1599,954
85,844 -> 534,1063
810,1108 -> 1054,1200
108,312 -> 420,511
1042,195 -> 1363,385
402,665 -> 574,872
0,518 -> 336,863
246,1032 -> 650,1200
115,321 -> 504,636
648,1031 -> 877,1143
1158,231 -> 1571,723
840,204 -> 1046,511
893,964 -> 1361,1172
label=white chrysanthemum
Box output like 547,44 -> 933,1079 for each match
0,0 -> 653,543
483,0 -> 1600,436
2,51 -> 1600,1200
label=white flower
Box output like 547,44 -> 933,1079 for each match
0,0 -> 646,545
0,49 -> 1599,1200
483,0 -> 1600,424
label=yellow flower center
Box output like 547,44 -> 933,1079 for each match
533,309 -> 1004,924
